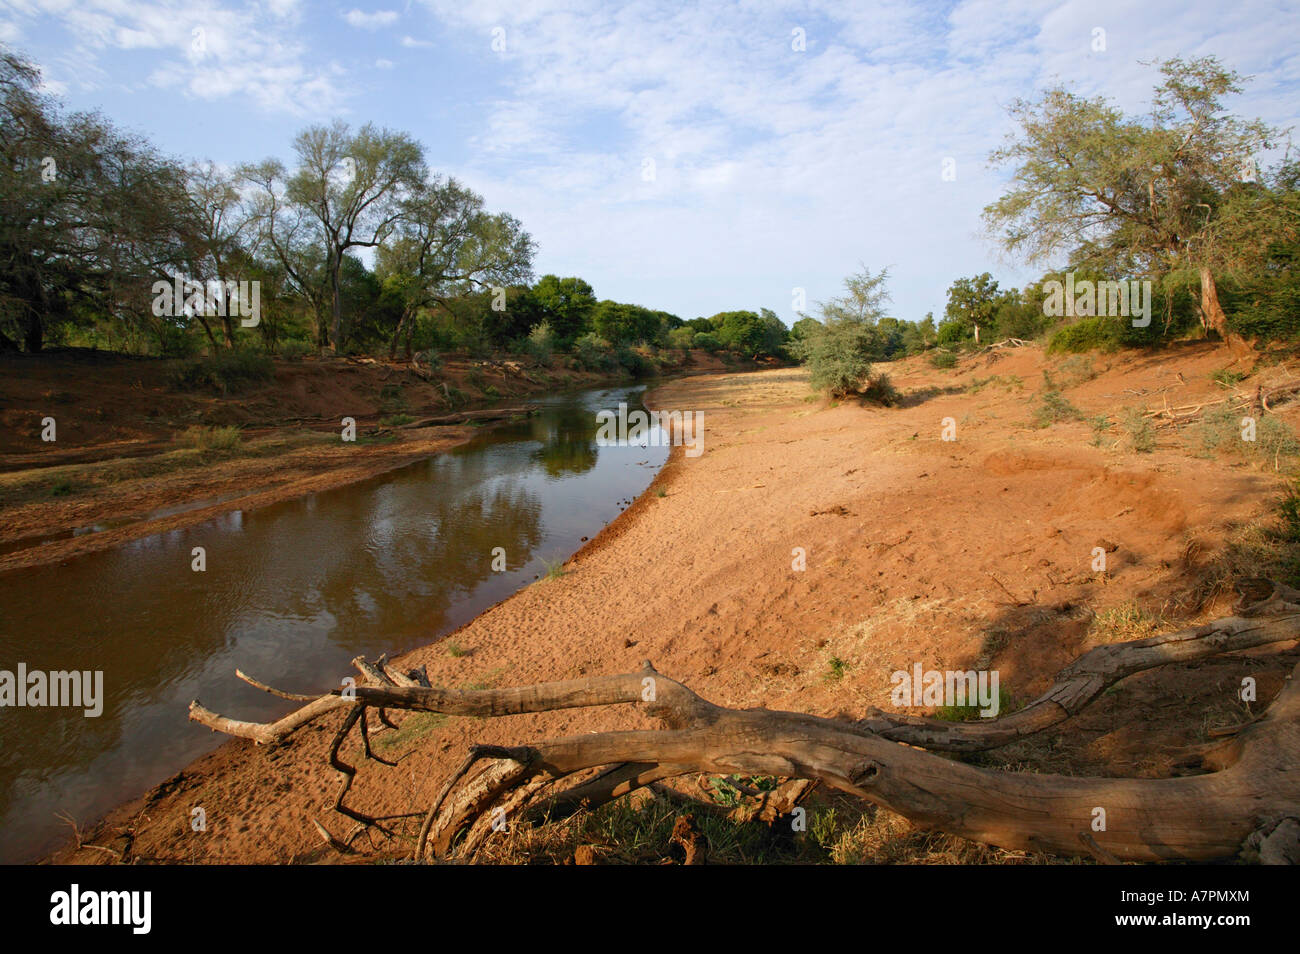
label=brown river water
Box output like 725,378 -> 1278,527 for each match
0,384 -> 668,862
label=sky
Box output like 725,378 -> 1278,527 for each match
2,0 -> 1298,326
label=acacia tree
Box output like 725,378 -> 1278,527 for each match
791,264 -> 892,395
983,56 -> 1277,341
282,121 -> 426,352
375,176 -> 534,360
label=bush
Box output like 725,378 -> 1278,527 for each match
525,321 -> 555,364
1048,315 -> 1164,354
1047,317 -> 1122,354
171,351 -> 274,394
860,372 -> 898,406
157,323 -> 201,358
1122,408 -> 1156,453
929,350 -> 957,369
279,339 -> 312,361
791,321 -> 879,397
667,327 -> 695,350
1033,389 -> 1082,427
572,333 -> 616,371
1197,404 -> 1299,464
693,332 -> 722,353
616,346 -> 653,377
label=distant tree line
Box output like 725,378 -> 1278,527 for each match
0,46 -> 794,365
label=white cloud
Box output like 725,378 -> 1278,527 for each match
400,34 -> 434,47
343,9 -> 398,30
418,0 -> 1300,320
374,57 -> 393,68
8,0 -> 348,115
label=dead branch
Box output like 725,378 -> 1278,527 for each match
189,582 -> 1300,864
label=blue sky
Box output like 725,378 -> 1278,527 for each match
2,0 -> 1298,325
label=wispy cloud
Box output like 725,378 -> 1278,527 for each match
342,9 -> 398,30
4,0 -> 348,115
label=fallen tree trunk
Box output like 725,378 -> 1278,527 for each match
189,582 -> 1300,864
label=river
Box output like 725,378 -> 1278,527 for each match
0,384 -> 668,862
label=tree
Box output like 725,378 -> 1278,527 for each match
942,273 -> 1004,345
790,265 -> 893,395
531,275 -> 596,348
819,264 -> 892,325
0,46 -> 196,353
240,158 -> 333,349
376,177 -> 534,359
284,121 -> 426,352
592,300 -> 659,345
983,56 -> 1276,342
185,161 -> 256,349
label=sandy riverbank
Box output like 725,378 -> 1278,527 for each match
49,343 -> 1300,864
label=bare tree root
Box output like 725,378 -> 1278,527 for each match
189,582 -> 1300,864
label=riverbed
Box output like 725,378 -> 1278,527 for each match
0,384 -> 667,863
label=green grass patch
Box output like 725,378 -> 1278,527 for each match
178,425 -> 243,453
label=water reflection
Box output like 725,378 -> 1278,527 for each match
0,385 -> 665,862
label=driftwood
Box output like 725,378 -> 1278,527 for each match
189,581 -> 1300,864
404,405 -> 539,428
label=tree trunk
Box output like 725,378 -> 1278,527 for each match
189,582 -> 1300,864
23,309 -> 43,352
330,260 -> 344,354
389,308 -> 413,361
1199,265 -> 1230,338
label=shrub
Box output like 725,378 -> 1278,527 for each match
1211,367 -> 1247,388
693,331 -> 722,353
279,339 -> 312,361
1047,317 -> 1122,354
525,321 -> 555,363
860,372 -> 898,406
667,327 -> 695,350
1122,408 -> 1156,453
171,351 -> 274,394
413,349 -> 443,371
929,350 -> 957,369
790,321 -> 877,397
1197,404 -> 1299,464
1033,389 -> 1082,427
572,333 -> 616,371
157,323 -> 201,358
1048,315 -> 1164,354
616,346 -> 653,377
